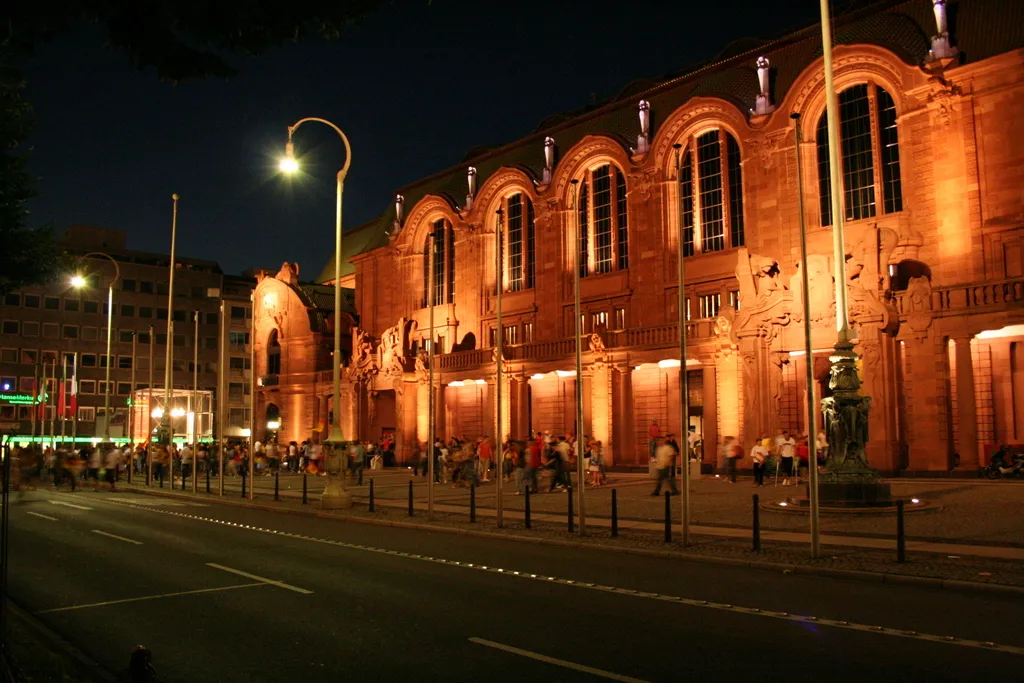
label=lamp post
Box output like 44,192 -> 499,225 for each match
673,143 -> 692,547
569,179 -> 586,535
164,194 -> 180,447
494,208 -> 504,528
281,117 -> 352,509
427,230 -> 436,520
71,252 -> 121,443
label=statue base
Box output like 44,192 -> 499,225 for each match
321,474 -> 352,510
816,482 -> 892,507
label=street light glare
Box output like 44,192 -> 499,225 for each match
279,156 -> 299,173
70,274 -> 86,288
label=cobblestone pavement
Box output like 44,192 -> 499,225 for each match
127,467 -> 1024,547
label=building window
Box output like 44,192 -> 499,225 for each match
79,380 -> 96,394
20,349 -> 37,364
229,331 -> 249,348
677,128 -> 744,256
4,293 -> 19,306
118,356 -> 133,369
205,337 -> 217,350
523,322 -> 534,343
116,382 -> 132,395
423,219 -> 455,307
44,296 -> 60,310
2,376 -> 17,392
575,164 -> 629,277
206,312 -> 218,325
81,354 -> 97,368
614,307 -> 626,330
2,321 -> 18,335
64,298 -> 79,312
172,310 -> 186,323
729,290 -> 741,312
122,279 -> 136,292
699,293 -> 721,319
173,335 -> 185,347
78,407 -> 95,422
157,308 -> 168,320
231,306 -> 246,320
82,326 -> 98,341
62,325 -> 79,340
503,325 -> 518,346
21,321 -> 38,337
84,300 -> 99,314
119,330 -> 134,343
140,281 -> 154,294
817,83 -> 903,226
17,377 -> 32,392
502,193 -> 536,292
99,354 -> 111,368
138,307 -> 152,319
42,323 -> 58,339
591,311 -> 608,330
267,329 -> 281,375
23,295 -> 39,308
121,304 -> 135,317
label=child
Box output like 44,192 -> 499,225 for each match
588,442 -> 602,487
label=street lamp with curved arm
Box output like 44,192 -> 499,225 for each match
71,251 -> 121,443
280,116 -> 353,509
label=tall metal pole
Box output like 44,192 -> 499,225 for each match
819,0 -> 849,340
217,300 -> 226,496
47,360 -> 56,450
103,281 -> 114,442
792,114 -> 821,558
59,355 -> 67,447
248,292 -> 255,499
427,231 -> 436,520
494,210 -> 504,528
30,361 -> 39,443
163,194 -> 179,446
570,180 -> 586,535
147,325 -> 154,485
128,331 -> 137,482
71,353 -> 78,446
673,144 -> 692,547
192,310 -> 199,493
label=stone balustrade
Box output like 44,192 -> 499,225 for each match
893,276 -> 1024,318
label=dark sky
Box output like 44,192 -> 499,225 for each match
26,0 -> 821,278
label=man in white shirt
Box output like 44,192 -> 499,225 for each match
777,430 -> 796,486
104,446 -> 122,491
650,438 -> 679,496
750,437 -> 769,487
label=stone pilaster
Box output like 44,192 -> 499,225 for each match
954,335 -> 979,466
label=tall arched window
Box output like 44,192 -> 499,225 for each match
501,193 -> 535,292
678,128 -> 745,256
423,218 -> 455,307
575,164 -> 629,277
816,83 -> 903,227
267,329 -> 281,375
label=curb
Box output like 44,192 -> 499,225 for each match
6,599 -> 116,682
118,486 -> 1024,599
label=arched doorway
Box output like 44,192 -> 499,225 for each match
265,403 -> 280,443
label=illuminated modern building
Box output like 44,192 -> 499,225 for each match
254,0 -> 1024,473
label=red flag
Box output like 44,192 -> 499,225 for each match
69,354 -> 78,417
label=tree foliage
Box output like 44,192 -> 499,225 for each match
0,0 -> 388,294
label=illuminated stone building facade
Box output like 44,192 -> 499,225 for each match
254,0 -> 1024,473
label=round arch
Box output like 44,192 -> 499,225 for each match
650,96 -> 750,173
550,134 -> 632,205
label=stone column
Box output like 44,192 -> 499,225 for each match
590,362 -> 612,461
954,335 -> 978,466
989,340 -> 1015,444
703,364 -> 719,460
581,371 -> 592,439
612,363 -> 635,465
416,378 -> 430,446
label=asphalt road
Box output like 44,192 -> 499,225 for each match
6,489 -> 1023,683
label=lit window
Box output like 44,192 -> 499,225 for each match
502,193 -> 536,292
817,83 -> 903,226
423,219 -> 455,306
614,308 -> 626,330
503,325 -> 518,346
699,293 -> 721,319
523,322 -> 534,343
677,128 -> 745,256
574,164 -> 629,277
729,290 -> 741,312
78,407 -> 96,422
591,311 -> 608,330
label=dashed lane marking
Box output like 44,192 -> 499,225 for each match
62,493 -> 1024,658
470,638 -> 649,682
48,500 -> 91,510
206,563 -> 313,595
25,511 -> 59,521
91,529 -> 143,545
37,583 -> 266,614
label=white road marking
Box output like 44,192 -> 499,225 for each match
470,638 -> 650,682
36,583 -> 265,614
91,529 -> 143,545
48,500 -> 91,510
206,562 -> 313,595
25,511 -> 58,521
73,493 -> 1024,657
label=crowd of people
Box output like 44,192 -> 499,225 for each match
409,431 -> 608,495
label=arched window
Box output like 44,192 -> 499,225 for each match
422,218 -> 455,307
575,164 -> 629,277
500,193 -> 535,292
267,330 -> 281,375
816,83 -> 903,227
677,129 -> 745,256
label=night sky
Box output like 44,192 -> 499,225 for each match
25,0 -> 821,278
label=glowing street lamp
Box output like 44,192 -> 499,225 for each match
71,253 -> 120,443
279,142 -> 299,174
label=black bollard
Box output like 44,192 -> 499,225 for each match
274,471 -> 280,501
368,478 -> 374,512
206,465 -> 211,494
357,468 -> 363,486
470,483 -> 476,523
611,489 -> 618,538
568,486 -> 574,533
302,473 -> 308,505
664,491 -> 672,543
752,493 -> 761,552
241,474 -> 246,499
524,487 -> 531,529
408,480 -> 414,516
896,499 -> 906,563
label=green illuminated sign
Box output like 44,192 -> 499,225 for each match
0,392 -> 47,406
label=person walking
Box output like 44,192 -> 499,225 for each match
650,438 -> 679,496
477,437 -> 493,483
525,438 -> 540,494
750,437 -> 768,487
777,429 -> 796,486
724,436 -> 741,483
648,420 -> 661,466
104,444 -> 121,491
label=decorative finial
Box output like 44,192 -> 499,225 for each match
927,0 -> 958,63
392,194 -> 405,233
636,100 -> 651,155
466,167 -> 477,210
542,137 -> 555,186
752,56 -> 774,116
